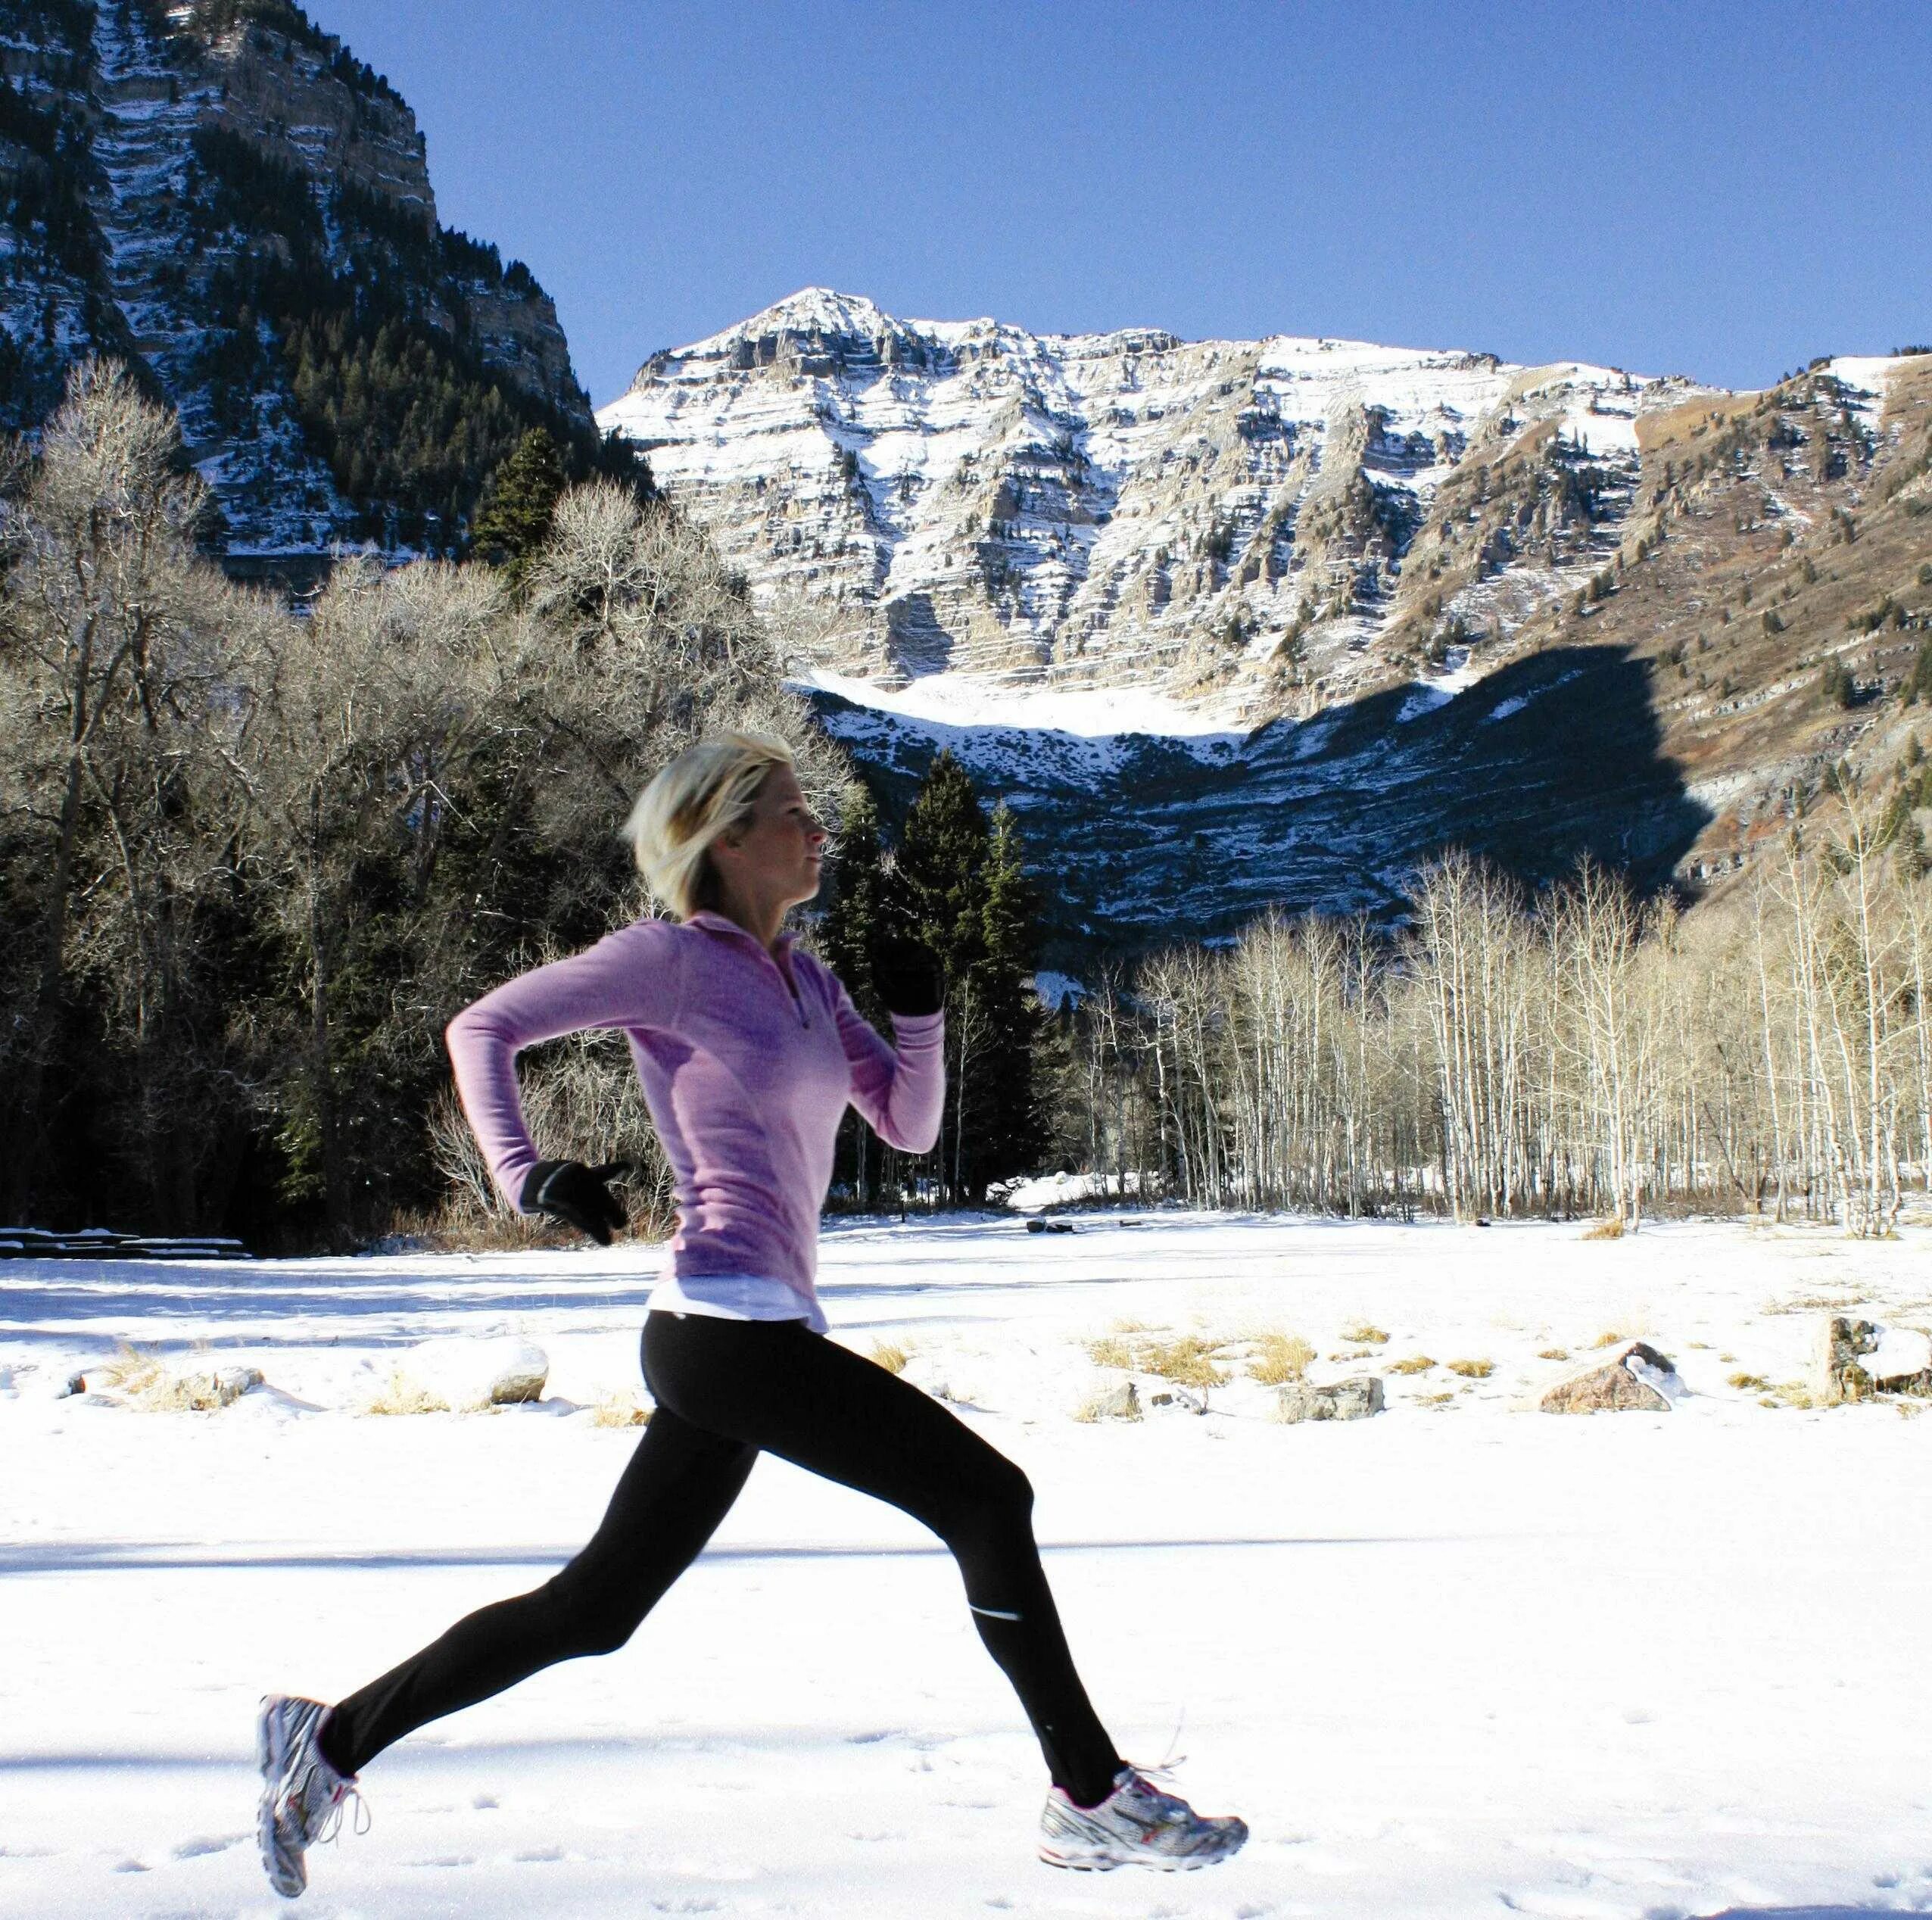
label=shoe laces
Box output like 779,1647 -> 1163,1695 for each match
279,1738 -> 369,1847
1122,1706 -> 1189,1795
313,1774 -> 370,1846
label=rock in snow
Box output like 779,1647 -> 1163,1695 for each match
1080,1380 -> 1141,1422
1810,1317 -> 1932,1405
176,1366 -> 263,1408
401,1337 -> 550,1409
1540,1341 -> 1680,1414
1147,1382 -> 1208,1416
1275,1376 -> 1385,1423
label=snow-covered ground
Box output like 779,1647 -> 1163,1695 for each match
798,666 -> 1248,749
5,1212 -> 1930,1918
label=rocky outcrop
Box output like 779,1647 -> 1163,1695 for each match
1539,1341 -> 1680,1414
1274,1376 -> 1385,1423
601,289 -> 1698,719
1810,1317 -> 1932,1406
187,11 -> 433,215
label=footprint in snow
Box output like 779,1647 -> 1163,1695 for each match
170,1833 -> 244,1858
514,1845 -> 566,1862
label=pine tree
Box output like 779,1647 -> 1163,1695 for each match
470,426 -> 566,574
895,749 -> 989,977
892,753 -> 1049,1202
974,800 -> 1052,1182
818,783 -> 893,1208
819,782 -> 886,1019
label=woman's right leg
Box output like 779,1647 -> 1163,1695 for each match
319,1404 -> 756,1775
642,1312 -> 1125,1809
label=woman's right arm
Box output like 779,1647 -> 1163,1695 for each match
446,921 -> 681,1211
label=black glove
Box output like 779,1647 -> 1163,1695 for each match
521,1159 -> 630,1245
871,933 -> 943,1018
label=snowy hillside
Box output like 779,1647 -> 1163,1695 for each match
600,288 -> 1706,718
2,1 -> 596,556
6,1211 -> 1931,1915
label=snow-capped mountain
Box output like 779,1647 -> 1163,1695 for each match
609,300 -> 1930,962
600,288 -> 1708,722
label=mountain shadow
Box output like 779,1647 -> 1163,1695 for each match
882,591 -> 955,676
806,644 -> 1711,972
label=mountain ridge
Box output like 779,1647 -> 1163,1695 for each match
605,289 -> 1932,957
600,284 -> 1707,724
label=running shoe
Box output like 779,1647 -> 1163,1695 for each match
256,1694 -> 362,1898
1039,1764 -> 1248,1871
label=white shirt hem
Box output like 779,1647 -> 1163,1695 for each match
648,1272 -> 827,1335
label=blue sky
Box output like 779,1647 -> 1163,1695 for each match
309,0 -> 1930,407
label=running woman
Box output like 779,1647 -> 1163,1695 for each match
257,731 -> 1245,1895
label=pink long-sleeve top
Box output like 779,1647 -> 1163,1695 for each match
446,910 -> 946,1309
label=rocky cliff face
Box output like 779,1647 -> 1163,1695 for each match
600,288 -> 1707,721
2,0 -> 596,555
607,295 -> 1932,957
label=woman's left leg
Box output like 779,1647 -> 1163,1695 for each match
319,1404 -> 756,1775
643,1313 -> 1124,1807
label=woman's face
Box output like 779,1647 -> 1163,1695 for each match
712,764 -> 827,913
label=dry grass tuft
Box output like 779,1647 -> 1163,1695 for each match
1581,1216 -> 1626,1241
1247,1332 -> 1315,1384
1138,1336 -> 1228,1389
869,1342 -> 911,1376
1388,1354 -> 1437,1375
359,1369 -> 450,1417
1341,1321 -> 1389,1346
1728,1371 -> 1770,1392
1418,1391 -> 1456,1407
1086,1330 -> 1229,1389
1447,1358 -> 1494,1379
95,1345 -> 170,1398
1758,1380 -> 1815,1410
95,1344 -> 254,1413
1537,1348 -> 1569,1361
1591,1322 -> 1648,1349
588,1390 -> 651,1428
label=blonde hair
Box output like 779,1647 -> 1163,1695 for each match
625,731 -> 797,919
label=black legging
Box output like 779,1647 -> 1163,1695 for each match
320,1313 -> 1124,1806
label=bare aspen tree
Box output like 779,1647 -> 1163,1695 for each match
0,360 -> 263,1219
1049,824 -> 1925,1230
